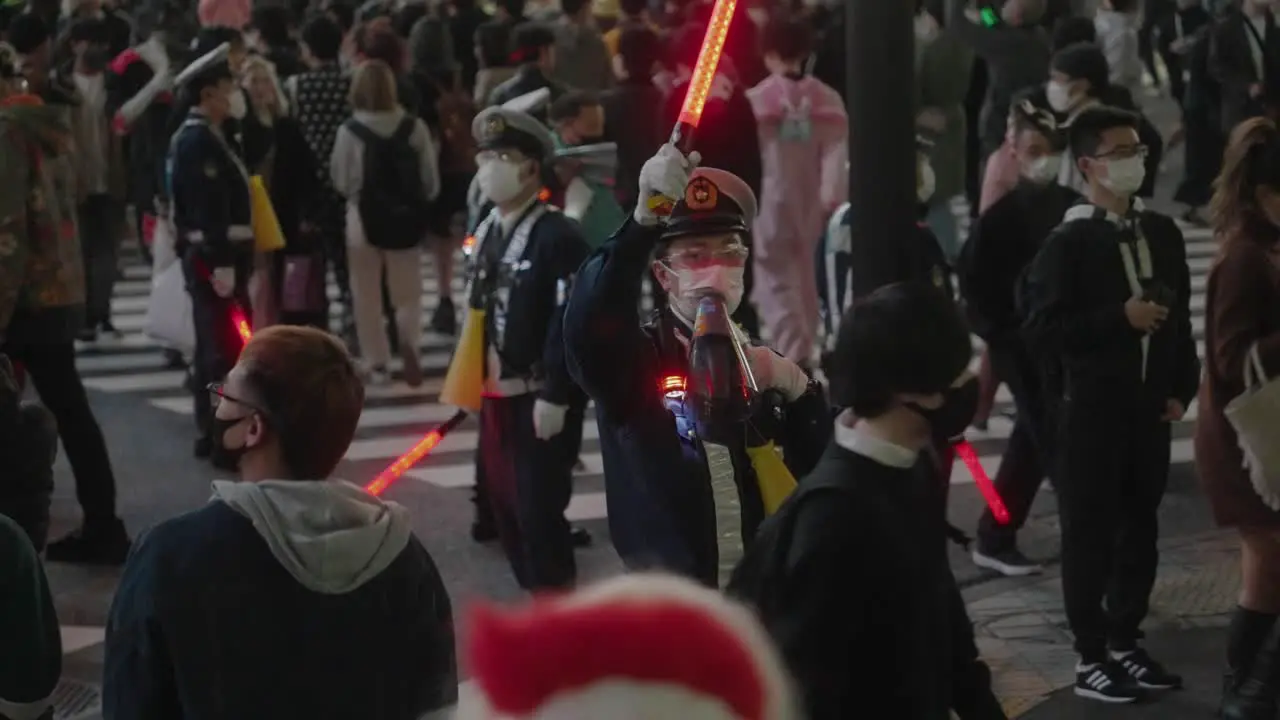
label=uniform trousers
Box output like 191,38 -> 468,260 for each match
1055,391 -> 1171,662
976,337 -> 1054,553
478,392 -> 577,590
183,248 -> 253,441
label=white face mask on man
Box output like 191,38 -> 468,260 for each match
1099,155 -> 1146,196
1022,154 -> 1063,184
477,158 -> 528,205
667,264 -> 746,322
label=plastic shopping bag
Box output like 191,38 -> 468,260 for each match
144,261 -> 194,354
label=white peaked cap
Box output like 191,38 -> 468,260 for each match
454,573 -> 801,720
501,87 -> 552,117
174,42 -> 230,88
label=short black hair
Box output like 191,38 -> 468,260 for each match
251,5 -> 293,47
620,0 -> 647,15
66,16 -> 109,44
512,21 -> 555,53
301,14 -> 343,61
495,0 -> 525,17
1010,86 -> 1066,149
761,17 -> 814,62
1068,105 -> 1140,160
1109,0 -> 1139,12
6,12 -> 50,55
548,90 -> 599,123
475,21 -> 512,68
323,0 -> 355,33
561,0 -> 591,15
1052,41 -> 1109,93
193,25 -> 244,59
617,25 -> 659,77
828,282 -> 972,418
1051,16 -> 1095,50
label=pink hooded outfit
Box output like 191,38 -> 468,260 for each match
746,73 -> 847,364
198,0 -> 251,29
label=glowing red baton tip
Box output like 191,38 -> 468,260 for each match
230,305 -> 252,345
954,439 -> 1010,525
680,0 -> 738,129
365,410 -> 468,497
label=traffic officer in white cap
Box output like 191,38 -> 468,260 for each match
563,146 -> 831,587
462,104 -> 591,591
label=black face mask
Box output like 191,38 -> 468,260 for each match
209,414 -> 253,472
907,376 -> 980,441
80,46 -> 110,72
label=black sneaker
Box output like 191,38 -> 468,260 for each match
45,519 -> 131,566
1113,648 -> 1183,690
972,546 -> 1044,577
571,525 -> 592,548
431,297 -> 457,336
1075,662 -> 1143,703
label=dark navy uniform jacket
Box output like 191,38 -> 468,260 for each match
563,218 -> 831,586
166,110 -> 254,269
469,201 -> 591,405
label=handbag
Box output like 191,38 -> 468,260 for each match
144,261 -> 195,353
280,253 -> 326,314
1224,343 -> 1280,511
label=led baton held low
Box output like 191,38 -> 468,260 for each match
366,409 -> 468,496
646,0 -> 739,216
954,439 -> 1011,525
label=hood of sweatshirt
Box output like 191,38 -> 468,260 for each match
351,107 -> 409,137
0,98 -> 71,157
211,478 -> 413,594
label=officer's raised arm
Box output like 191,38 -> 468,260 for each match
563,144 -> 695,420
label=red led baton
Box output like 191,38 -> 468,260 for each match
366,409 -> 468,496
954,439 -> 1011,525
646,0 -> 739,214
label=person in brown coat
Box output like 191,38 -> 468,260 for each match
1196,116 -> 1280,719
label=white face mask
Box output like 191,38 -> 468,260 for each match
918,161 -> 936,204
1022,154 -> 1063,184
227,89 -> 247,120
914,12 -> 940,44
1099,155 -> 1146,195
668,264 -> 746,319
477,158 -> 527,205
1046,81 -> 1074,114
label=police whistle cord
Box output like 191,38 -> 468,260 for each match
954,439 -> 1011,525
365,409 -> 468,496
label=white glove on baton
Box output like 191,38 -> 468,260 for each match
745,346 -> 810,402
532,399 -> 569,440
633,143 -> 700,227
211,267 -> 236,299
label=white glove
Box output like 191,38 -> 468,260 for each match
211,267 -> 236,298
633,143 -> 700,226
532,399 -> 569,440
745,346 -> 810,402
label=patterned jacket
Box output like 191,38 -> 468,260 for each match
286,62 -> 350,225
0,97 -> 85,345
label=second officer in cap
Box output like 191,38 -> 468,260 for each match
563,146 -> 831,588
455,105 -> 591,590
166,44 -> 255,461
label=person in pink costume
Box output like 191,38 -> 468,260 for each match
746,17 -> 846,367
198,0 -> 250,30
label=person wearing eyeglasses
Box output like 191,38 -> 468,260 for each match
1021,106 -> 1200,704
103,326 -> 458,720
563,146 -> 830,589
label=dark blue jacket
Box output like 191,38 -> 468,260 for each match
102,501 -> 457,720
563,218 -> 830,586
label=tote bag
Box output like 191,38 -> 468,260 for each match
144,262 -> 194,354
1224,344 -> 1280,511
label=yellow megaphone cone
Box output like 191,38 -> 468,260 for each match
439,308 -> 487,413
746,441 -> 798,515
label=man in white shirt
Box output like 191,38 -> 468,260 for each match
66,17 -> 126,341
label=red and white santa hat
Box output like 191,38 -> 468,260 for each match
457,574 -> 798,720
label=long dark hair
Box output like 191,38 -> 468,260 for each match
1211,117 -> 1280,241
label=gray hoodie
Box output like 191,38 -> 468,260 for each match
211,478 -> 413,594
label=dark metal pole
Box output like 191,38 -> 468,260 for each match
846,0 -> 917,298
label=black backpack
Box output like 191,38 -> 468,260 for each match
346,117 -> 430,250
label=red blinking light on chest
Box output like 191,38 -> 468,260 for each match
661,375 -> 687,398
